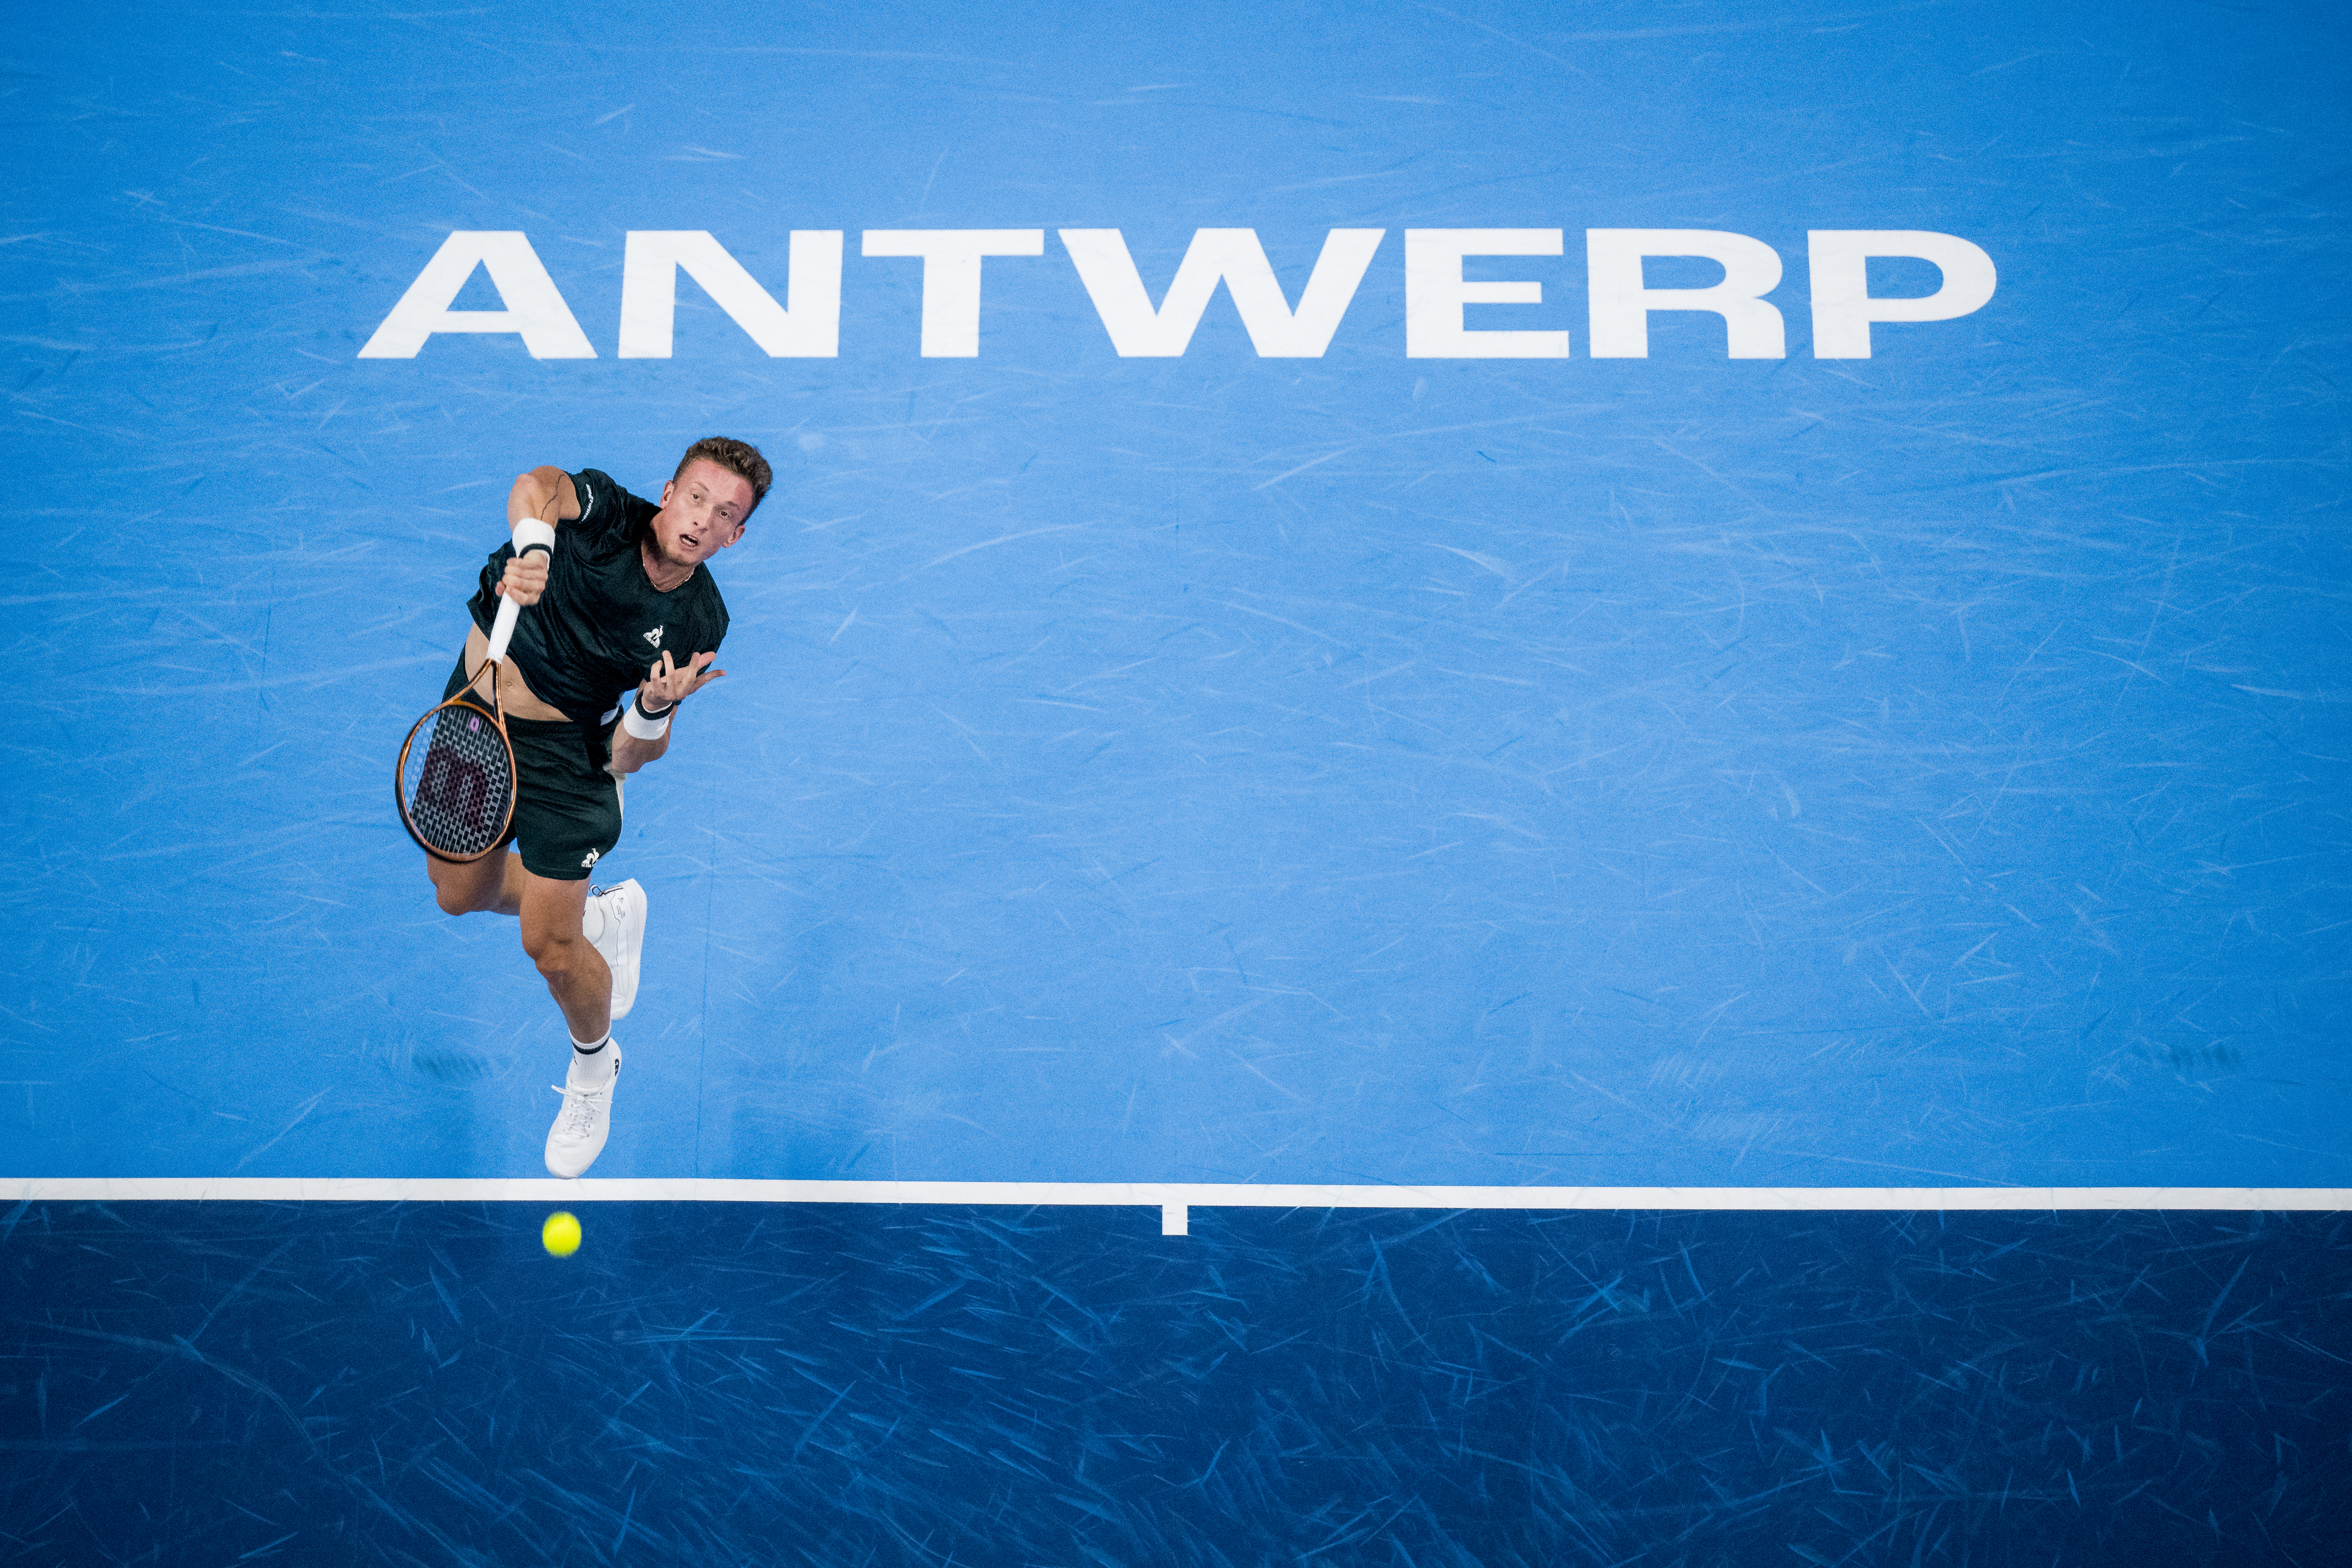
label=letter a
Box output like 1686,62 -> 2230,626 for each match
357,232 -> 596,359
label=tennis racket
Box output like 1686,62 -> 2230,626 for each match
396,589 -> 526,862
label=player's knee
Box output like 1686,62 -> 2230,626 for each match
522,924 -> 581,972
428,863 -> 487,916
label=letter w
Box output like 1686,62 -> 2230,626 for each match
1060,229 -> 1384,357
619,231 -> 843,357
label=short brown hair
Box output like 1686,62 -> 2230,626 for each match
674,437 -> 773,514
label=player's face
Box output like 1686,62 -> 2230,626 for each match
652,460 -> 756,568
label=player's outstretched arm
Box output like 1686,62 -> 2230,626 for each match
508,466 -> 581,528
494,468 -> 583,608
610,649 -> 725,776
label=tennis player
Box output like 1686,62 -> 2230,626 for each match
424,437 -> 768,1177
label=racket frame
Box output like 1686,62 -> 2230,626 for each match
396,584 -> 529,864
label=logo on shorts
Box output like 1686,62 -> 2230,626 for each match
643,627 -> 664,649
581,848 -> 601,869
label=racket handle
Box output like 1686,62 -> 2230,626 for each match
489,519 -> 555,664
486,587 -> 523,664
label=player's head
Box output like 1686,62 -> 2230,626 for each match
652,437 -> 771,569
672,437 -> 771,512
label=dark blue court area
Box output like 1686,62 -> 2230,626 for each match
7,1202 -> 2348,1566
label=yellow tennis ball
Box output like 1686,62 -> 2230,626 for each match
542,1210 -> 581,1257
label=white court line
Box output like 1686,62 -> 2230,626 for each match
5,1178 -> 2346,1214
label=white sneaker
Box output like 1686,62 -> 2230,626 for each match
584,879 -> 647,1020
544,1044 -> 620,1178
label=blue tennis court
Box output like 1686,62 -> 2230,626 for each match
5,1 -> 2347,1559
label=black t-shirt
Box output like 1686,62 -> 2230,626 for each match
468,468 -> 731,723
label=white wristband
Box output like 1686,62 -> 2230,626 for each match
511,518 -> 557,556
621,698 -> 672,741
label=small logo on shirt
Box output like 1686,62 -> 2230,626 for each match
581,848 -> 602,869
643,627 -> 664,649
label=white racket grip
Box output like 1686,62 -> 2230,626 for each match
485,589 -> 523,664
487,519 -> 556,664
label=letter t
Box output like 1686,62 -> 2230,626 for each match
861,230 -> 1047,356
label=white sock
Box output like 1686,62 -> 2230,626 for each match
569,1033 -> 614,1083
581,895 -> 607,944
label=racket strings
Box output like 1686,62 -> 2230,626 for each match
404,702 -> 514,857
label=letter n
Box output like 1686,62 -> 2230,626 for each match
618,231 -> 843,357
357,232 -> 596,359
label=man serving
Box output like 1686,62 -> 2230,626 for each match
424,437 -> 769,1177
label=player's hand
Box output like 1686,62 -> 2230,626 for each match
496,547 -> 550,607
638,649 -> 725,712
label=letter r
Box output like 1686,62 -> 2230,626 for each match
1586,230 -> 1786,359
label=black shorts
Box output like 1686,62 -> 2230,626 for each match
441,659 -> 622,882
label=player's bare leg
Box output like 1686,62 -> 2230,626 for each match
516,870 -> 622,1176
426,847 -> 527,917
426,853 -> 610,1035
515,874 -> 610,1040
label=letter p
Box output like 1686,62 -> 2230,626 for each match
1808,231 -> 1997,359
